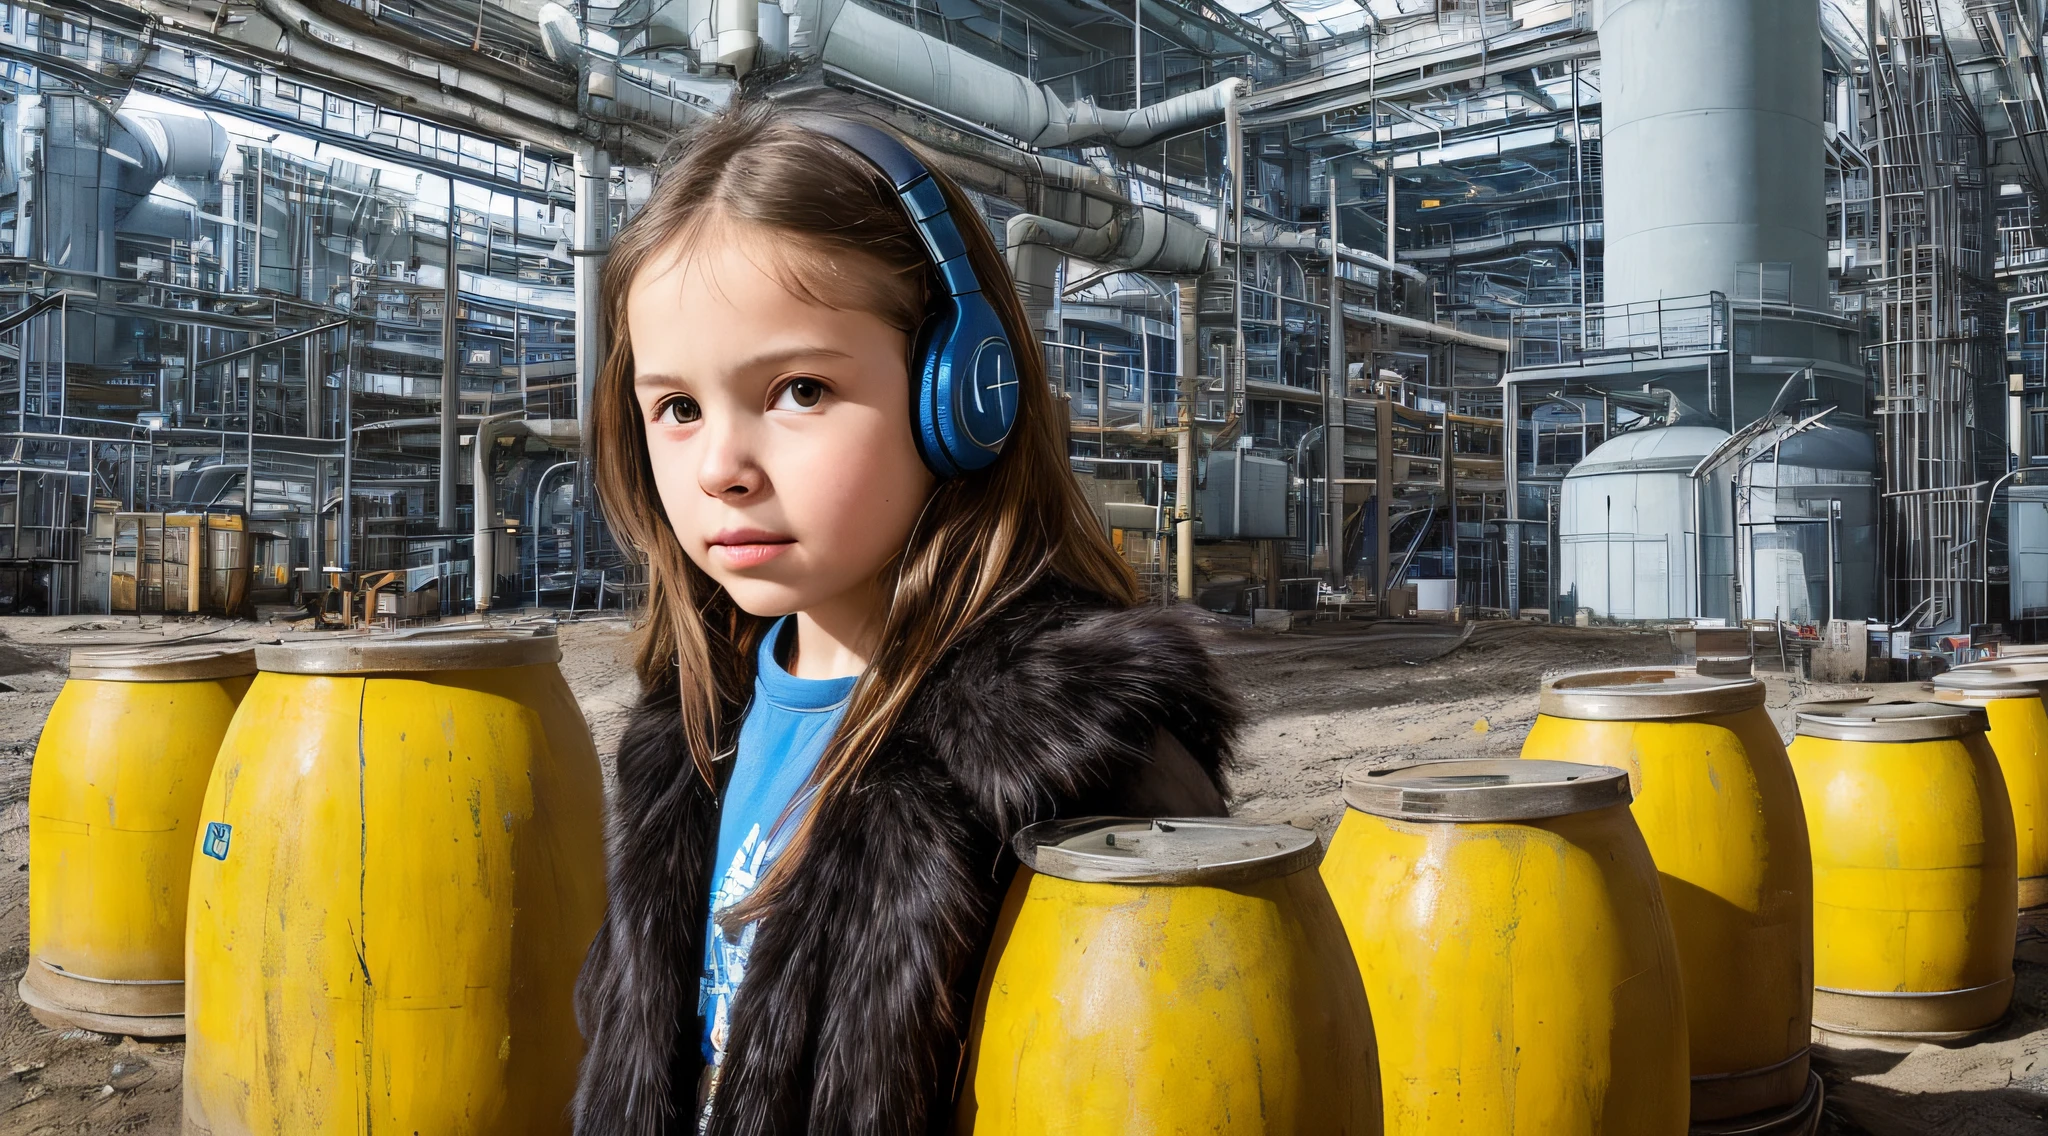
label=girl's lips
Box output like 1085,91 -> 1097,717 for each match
709,540 -> 794,569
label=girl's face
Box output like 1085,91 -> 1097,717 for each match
627,220 -> 937,623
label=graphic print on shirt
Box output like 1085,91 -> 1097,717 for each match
701,820 -> 770,1064
696,781 -> 819,1128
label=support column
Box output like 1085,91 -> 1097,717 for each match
438,176 -> 460,532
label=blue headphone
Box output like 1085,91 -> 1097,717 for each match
795,115 -> 1019,478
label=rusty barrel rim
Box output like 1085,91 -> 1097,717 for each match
1793,699 -> 1983,743
1344,758 -> 1631,823
254,623 -> 561,675
1537,666 -> 1765,721
1015,816 -> 1319,886
67,639 -> 256,682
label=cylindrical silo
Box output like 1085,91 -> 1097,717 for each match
1599,0 -> 1826,310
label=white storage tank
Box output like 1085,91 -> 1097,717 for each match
1737,421 -> 1879,624
1558,426 -> 1733,621
2009,484 -> 2048,621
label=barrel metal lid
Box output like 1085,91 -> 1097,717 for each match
1948,659 -> 2048,691
67,640 -> 256,682
1793,700 -> 1983,742
1014,817 -> 1319,885
255,623 -> 561,675
1927,667 -> 2044,705
1344,758 -> 1632,823
1539,666 -> 1765,721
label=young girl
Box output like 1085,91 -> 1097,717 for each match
573,98 -> 1242,1134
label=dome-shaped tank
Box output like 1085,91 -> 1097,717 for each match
1558,426 -> 1734,621
1737,419 -> 1879,624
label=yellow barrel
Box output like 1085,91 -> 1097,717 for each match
1938,663 -> 2048,911
20,641 -> 254,1037
958,817 -> 1381,1134
182,626 -> 606,1136
1520,668 -> 1816,1126
1321,759 -> 1690,1135
1788,701 -> 2017,1043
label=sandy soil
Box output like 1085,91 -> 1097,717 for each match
0,610 -> 2040,1134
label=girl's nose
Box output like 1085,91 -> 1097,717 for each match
695,418 -> 766,499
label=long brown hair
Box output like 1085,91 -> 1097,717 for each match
592,97 -> 1137,920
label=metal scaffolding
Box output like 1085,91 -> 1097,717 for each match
1867,0 -> 2001,633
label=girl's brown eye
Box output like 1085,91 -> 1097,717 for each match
775,378 -> 825,411
655,395 -> 700,425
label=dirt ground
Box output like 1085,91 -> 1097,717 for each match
0,609 -> 2041,1133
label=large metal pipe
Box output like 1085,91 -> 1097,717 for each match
812,0 -> 1237,149
473,411 -> 525,613
573,147 -> 610,459
1599,0 -> 1826,309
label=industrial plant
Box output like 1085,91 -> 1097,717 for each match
12,6 -> 2048,1135
2,0 -> 2046,643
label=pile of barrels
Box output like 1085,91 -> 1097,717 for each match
954,659 -> 2047,1135
23,630 -> 2047,1135
23,627 -> 604,1133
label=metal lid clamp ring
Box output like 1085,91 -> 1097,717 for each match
1792,701 -> 1984,743
1538,667 -> 1766,721
1014,817 -> 1320,886
1345,759 -> 1634,823
254,624 -> 562,675
67,641 -> 257,683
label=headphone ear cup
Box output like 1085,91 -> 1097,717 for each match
910,307 -> 958,478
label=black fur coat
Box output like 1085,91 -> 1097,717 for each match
571,585 -> 1243,1135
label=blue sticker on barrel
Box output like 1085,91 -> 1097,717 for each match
203,822 -> 232,861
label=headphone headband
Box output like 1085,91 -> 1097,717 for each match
790,113 -> 1018,477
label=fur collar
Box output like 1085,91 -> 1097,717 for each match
571,584 -> 1241,1134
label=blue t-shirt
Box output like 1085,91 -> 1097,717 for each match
698,616 -> 856,1079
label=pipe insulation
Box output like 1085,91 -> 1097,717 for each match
538,3 -> 737,129
238,0 -> 587,152
808,0 -> 1240,148
1004,208 -> 1212,275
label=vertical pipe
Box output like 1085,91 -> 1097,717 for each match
1504,378 -> 1520,615
1141,318 -> 1152,432
341,333 -> 355,573
1327,168 -> 1347,583
1100,337 -> 1109,444
1376,398 -> 1394,609
306,332 -> 321,440
1176,276 -> 1197,601
1385,157 -> 1396,266
572,147 -> 611,608
1444,344 -> 1456,605
1227,88 -> 1245,425
438,176 -> 460,532
245,355 -> 255,520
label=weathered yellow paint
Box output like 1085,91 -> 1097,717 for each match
1788,731 -> 2017,998
28,673 -> 249,986
182,664 -> 606,1136
1521,710 -> 1812,1118
1980,696 -> 2048,908
1320,804 -> 1688,1135
958,865 -> 1381,1135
